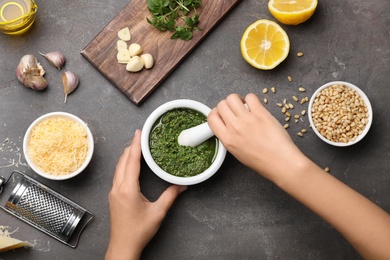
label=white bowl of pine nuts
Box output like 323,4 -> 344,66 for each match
308,81 -> 373,147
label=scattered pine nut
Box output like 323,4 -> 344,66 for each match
285,117 -> 290,122
297,52 -> 304,57
297,132 -> 303,137
276,103 -> 283,107
284,124 -> 289,129
294,115 -> 300,119
285,112 -> 291,117
288,103 -> 294,109
282,107 -> 287,113
298,87 -> 306,92
301,110 -> 307,116
301,129 -> 307,133
287,76 -> 292,82
271,87 -> 276,93
292,96 -> 299,102
263,98 -> 268,104
324,167 -> 330,172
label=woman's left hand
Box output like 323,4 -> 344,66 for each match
105,130 -> 187,260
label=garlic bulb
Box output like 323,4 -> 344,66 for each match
39,51 -> 66,70
16,55 -> 47,91
62,71 -> 79,103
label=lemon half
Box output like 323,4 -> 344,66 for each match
268,0 -> 318,26
240,19 -> 290,70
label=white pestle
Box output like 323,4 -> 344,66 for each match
178,104 -> 248,147
178,122 -> 214,147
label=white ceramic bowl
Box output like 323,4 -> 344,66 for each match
308,81 -> 373,147
141,99 -> 227,185
23,112 -> 94,180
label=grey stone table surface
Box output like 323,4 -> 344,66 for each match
0,0 -> 389,259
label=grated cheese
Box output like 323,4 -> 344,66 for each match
27,116 -> 89,176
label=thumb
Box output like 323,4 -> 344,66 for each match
155,185 -> 187,214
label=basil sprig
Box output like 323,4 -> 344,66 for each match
146,0 -> 201,41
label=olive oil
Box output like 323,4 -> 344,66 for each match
0,0 -> 37,35
0,0 -> 30,22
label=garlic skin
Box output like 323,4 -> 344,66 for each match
16,54 -> 48,91
39,51 -> 66,70
62,71 -> 79,103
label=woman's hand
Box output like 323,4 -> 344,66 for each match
208,93 -> 306,184
105,130 -> 187,260
209,93 -> 390,259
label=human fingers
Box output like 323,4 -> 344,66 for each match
225,94 -> 247,116
123,130 -> 142,185
208,107 -> 227,138
153,185 -> 187,218
112,146 -> 130,187
209,94 -> 249,143
215,96 -> 243,129
244,93 -> 265,114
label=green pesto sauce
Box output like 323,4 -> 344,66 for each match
149,108 -> 217,177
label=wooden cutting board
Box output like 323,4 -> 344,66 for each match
81,0 -> 241,106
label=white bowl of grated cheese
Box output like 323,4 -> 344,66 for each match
23,112 -> 94,180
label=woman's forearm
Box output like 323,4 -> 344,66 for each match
207,93 -> 390,259
277,156 -> 390,259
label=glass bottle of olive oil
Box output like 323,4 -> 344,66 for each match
0,0 -> 37,35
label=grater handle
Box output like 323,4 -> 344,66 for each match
0,177 -> 4,194
7,179 -> 27,205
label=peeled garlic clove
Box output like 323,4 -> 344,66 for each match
39,51 -> 66,70
62,71 -> 79,103
117,49 -> 131,64
16,54 -> 48,91
126,56 -> 144,72
128,43 -> 142,57
141,53 -> 154,69
117,40 -> 128,51
118,27 -> 131,41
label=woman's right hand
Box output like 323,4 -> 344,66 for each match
208,93 -> 308,184
209,94 -> 390,260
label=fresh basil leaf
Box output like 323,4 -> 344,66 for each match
146,0 -> 201,41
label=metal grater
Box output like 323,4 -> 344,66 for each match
0,171 -> 93,248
